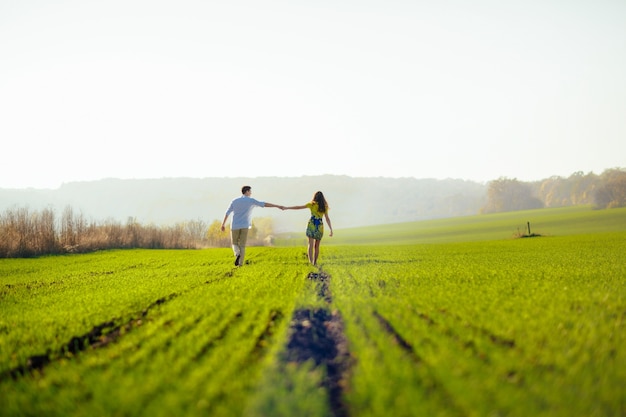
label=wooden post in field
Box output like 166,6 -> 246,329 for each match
527,222 -> 531,235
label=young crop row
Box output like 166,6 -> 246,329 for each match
0,248 -> 315,416
324,232 -> 626,416
1,233 -> 625,416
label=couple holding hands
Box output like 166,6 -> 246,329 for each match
221,186 -> 333,267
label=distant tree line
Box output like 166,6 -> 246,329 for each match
0,206 -> 275,258
482,168 -> 626,213
0,176 -> 489,231
3,169 -> 623,257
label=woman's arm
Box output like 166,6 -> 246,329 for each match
284,205 -> 308,210
325,212 -> 333,237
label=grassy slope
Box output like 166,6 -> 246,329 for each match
320,205 -> 626,245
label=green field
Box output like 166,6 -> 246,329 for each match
328,205 -> 626,245
1,206 -> 625,416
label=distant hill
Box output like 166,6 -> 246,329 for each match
0,176 -> 486,232
326,205 -> 626,245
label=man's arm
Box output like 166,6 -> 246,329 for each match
264,202 -> 284,209
220,214 -> 229,232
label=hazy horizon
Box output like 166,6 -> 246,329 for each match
2,0 -> 625,189
0,168 -> 622,192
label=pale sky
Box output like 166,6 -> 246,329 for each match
1,0 -> 625,189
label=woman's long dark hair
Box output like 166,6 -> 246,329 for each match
312,191 -> 328,213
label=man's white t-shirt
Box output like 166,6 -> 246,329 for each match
224,196 -> 266,230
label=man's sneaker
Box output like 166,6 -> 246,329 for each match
235,255 -> 240,266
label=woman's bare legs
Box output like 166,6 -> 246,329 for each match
307,237 -> 322,265
307,237 -> 315,264
313,239 -> 321,265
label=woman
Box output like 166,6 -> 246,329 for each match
284,191 -> 333,266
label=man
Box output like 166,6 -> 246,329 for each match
221,186 -> 283,266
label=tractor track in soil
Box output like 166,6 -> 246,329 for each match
3,268 -> 355,417
283,271 -> 353,417
2,269 -> 242,382
1,292 -> 179,381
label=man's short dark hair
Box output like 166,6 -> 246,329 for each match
242,186 -> 251,194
